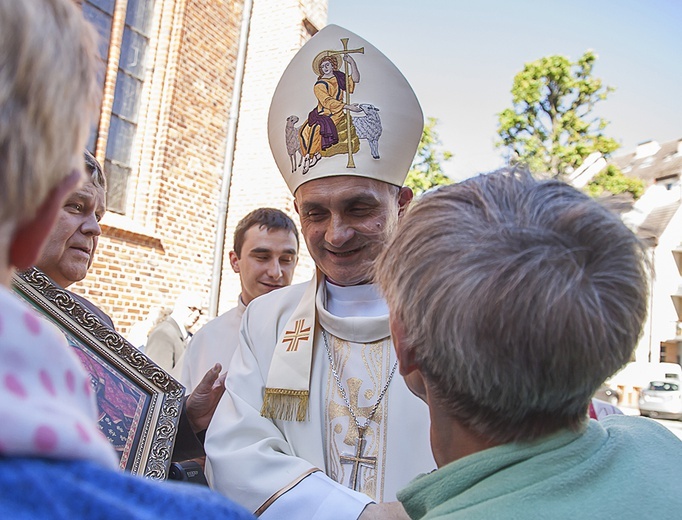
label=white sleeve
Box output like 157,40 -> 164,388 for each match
260,471 -> 372,520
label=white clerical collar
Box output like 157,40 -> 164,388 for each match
324,280 -> 389,318
262,270 -> 389,421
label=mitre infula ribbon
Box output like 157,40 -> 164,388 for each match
261,270 -> 322,421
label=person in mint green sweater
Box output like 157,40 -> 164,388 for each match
375,169 -> 682,520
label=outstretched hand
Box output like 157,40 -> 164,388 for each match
185,363 -> 226,433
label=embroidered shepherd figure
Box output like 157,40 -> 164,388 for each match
296,37 -> 366,174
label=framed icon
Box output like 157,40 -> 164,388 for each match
12,267 -> 184,480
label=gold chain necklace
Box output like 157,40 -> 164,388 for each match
322,329 -> 398,490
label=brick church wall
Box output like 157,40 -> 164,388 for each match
72,0 -> 327,335
216,0 -> 325,313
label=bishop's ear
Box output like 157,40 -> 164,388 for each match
397,187 -> 413,217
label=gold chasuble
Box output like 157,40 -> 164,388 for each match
324,335 -> 394,500
204,276 -> 435,517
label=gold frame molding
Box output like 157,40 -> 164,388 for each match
12,267 -> 183,480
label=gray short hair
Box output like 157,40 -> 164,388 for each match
84,149 -> 106,192
0,0 -> 100,226
376,168 -> 649,443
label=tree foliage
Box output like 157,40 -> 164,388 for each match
497,50 -> 619,179
406,117 -> 453,196
585,164 -> 645,200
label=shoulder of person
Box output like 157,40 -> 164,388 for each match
190,305 -> 241,345
149,319 -> 177,339
239,281 -> 312,355
245,280 -> 310,318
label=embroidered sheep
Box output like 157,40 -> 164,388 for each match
285,115 -> 303,172
352,103 -> 382,159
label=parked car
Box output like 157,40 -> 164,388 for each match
594,384 -> 621,406
638,380 -> 682,420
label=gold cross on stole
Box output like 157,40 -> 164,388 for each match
340,426 -> 377,491
282,319 -> 310,352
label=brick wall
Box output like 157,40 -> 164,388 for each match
216,0 -> 326,313
73,0 -> 327,336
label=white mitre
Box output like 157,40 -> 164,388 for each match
268,24 -> 423,194
261,25 -> 423,422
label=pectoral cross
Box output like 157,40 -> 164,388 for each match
340,426 -> 376,491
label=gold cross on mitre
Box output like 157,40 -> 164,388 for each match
269,24 -> 424,196
282,319 -> 311,352
340,426 -> 377,491
320,38 -> 364,168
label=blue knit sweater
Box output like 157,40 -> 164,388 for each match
0,457 -> 254,520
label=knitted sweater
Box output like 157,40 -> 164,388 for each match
399,416 -> 682,519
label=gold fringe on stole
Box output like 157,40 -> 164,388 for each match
260,388 -> 309,421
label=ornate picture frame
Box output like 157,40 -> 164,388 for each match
12,267 -> 184,480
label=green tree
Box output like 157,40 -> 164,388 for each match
406,117 -> 454,196
497,50 -> 619,179
585,164 -> 645,200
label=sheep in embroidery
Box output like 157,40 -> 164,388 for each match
352,103 -> 382,159
285,115 -> 303,173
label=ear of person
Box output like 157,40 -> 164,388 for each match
10,170 -> 83,269
390,315 -> 429,402
390,316 -> 418,375
397,187 -> 413,217
228,250 -> 240,273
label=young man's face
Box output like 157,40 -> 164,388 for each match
229,225 -> 299,305
35,179 -> 105,288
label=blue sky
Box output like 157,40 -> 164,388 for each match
328,0 -> 682,180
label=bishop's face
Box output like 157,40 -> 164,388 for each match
295,176 -> 411,287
